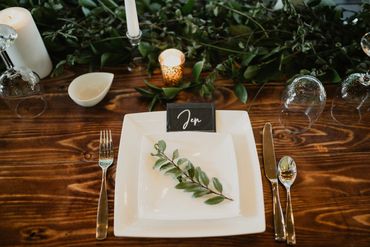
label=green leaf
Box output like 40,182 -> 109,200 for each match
153,158 -> 167,169
194,167 -> 201,182
177,158 -> 188,166
149,3 -> 161,12
183,162 -> 194,178
192,60 -> 204,82
192,187 -> 209,193
213,6 -> 219,16
199,171 -> 209,186
181,0 -> 195,15
99,0 -> 118,9
80,7 -> 91,16
175,182 -> 187,189
193,190 -> 210,198
148,94 -> 159,111
185,161 -> 194,170
318,0 -> 336,7
212,177 -> 223,193
51,60 -> 66,77
200,84 -> 211,97
162,87 -> 183,99
165,168 -> 182,177
307,0 -> 321,7
234,83 -> 248,103
135,87 -> 154,98
243,65 -> 259,80
184,184 -> 203,192
138,42 -> 152,57
242,51 -> 257,67
229,25 -> 252,36
261,46 -> 284,60
172,149 -> 179,160
79,0 -> 97,8
157,140 -> 166,152
330,69 -> 341,83
204,196 -> 225,205
144,79 -> 162,91
100,52 -> 111,67
180,182 -> 198,189
159,163 -> 172,171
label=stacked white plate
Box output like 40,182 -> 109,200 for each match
114,111 -> 265,237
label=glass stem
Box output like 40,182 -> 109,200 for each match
0,50 -> 14,70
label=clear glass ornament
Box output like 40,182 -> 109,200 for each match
0,24 -> 47,118
331,32 -> 370,125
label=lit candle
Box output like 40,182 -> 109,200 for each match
124,0 -> 140,37
158,48 -> 185,85
0,7 -> 52,79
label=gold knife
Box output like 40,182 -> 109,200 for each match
263,122 -> 286,241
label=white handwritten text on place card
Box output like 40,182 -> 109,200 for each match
177,109 -> 202,130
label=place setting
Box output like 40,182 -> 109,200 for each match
0,1 -> 369,247
114,104 -> 265,238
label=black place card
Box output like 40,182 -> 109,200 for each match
166,103 -> 216,132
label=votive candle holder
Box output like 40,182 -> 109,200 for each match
158,48 -> 185,85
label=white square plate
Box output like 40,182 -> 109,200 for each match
114,111 -> 265,237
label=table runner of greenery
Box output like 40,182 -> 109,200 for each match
1,0 -> 369,104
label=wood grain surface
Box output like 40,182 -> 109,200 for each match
0,67 -> 369,247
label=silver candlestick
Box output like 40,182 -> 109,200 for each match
126,30 -> 142,46
126,30 -> 144,72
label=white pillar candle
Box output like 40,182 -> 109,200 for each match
124,0 -> 140,37
0,7 -> 52,79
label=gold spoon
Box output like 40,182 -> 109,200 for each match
278,156 -> 297,245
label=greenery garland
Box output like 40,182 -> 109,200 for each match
1,0 -> 369,107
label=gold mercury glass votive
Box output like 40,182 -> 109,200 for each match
158,48 -> 185,86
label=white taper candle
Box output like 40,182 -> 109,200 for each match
124,0 -> 140,37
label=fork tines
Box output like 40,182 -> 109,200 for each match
99,129 -> 113,158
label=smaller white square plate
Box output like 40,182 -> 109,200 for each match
138,132 -> 239,221
114,111 -> 265,237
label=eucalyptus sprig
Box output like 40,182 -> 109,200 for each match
151,140 -> 233,205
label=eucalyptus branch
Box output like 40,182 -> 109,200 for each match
57,18 -> 91,33
209,29 -> 293,45
8,0 -> 367,89
217,3 -> 269,38
94,36 -> 126,43
97,0 -> 125,22
151,140 -> 233,205
179,36 -> 249,55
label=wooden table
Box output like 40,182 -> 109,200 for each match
0,67 -> 369,246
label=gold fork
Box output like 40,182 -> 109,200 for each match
96,129 -> 114,240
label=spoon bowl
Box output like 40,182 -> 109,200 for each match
278,156 -> 297,188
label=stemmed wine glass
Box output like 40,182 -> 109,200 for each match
279,75 -> 327,134
0,24 -> 46,118
331,32 -> 370,125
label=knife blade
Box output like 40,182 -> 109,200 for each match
263,122 -> 286,241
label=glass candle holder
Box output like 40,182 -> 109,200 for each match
158,48 -> 185,86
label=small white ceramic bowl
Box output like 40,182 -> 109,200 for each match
68,72 -> 114,107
